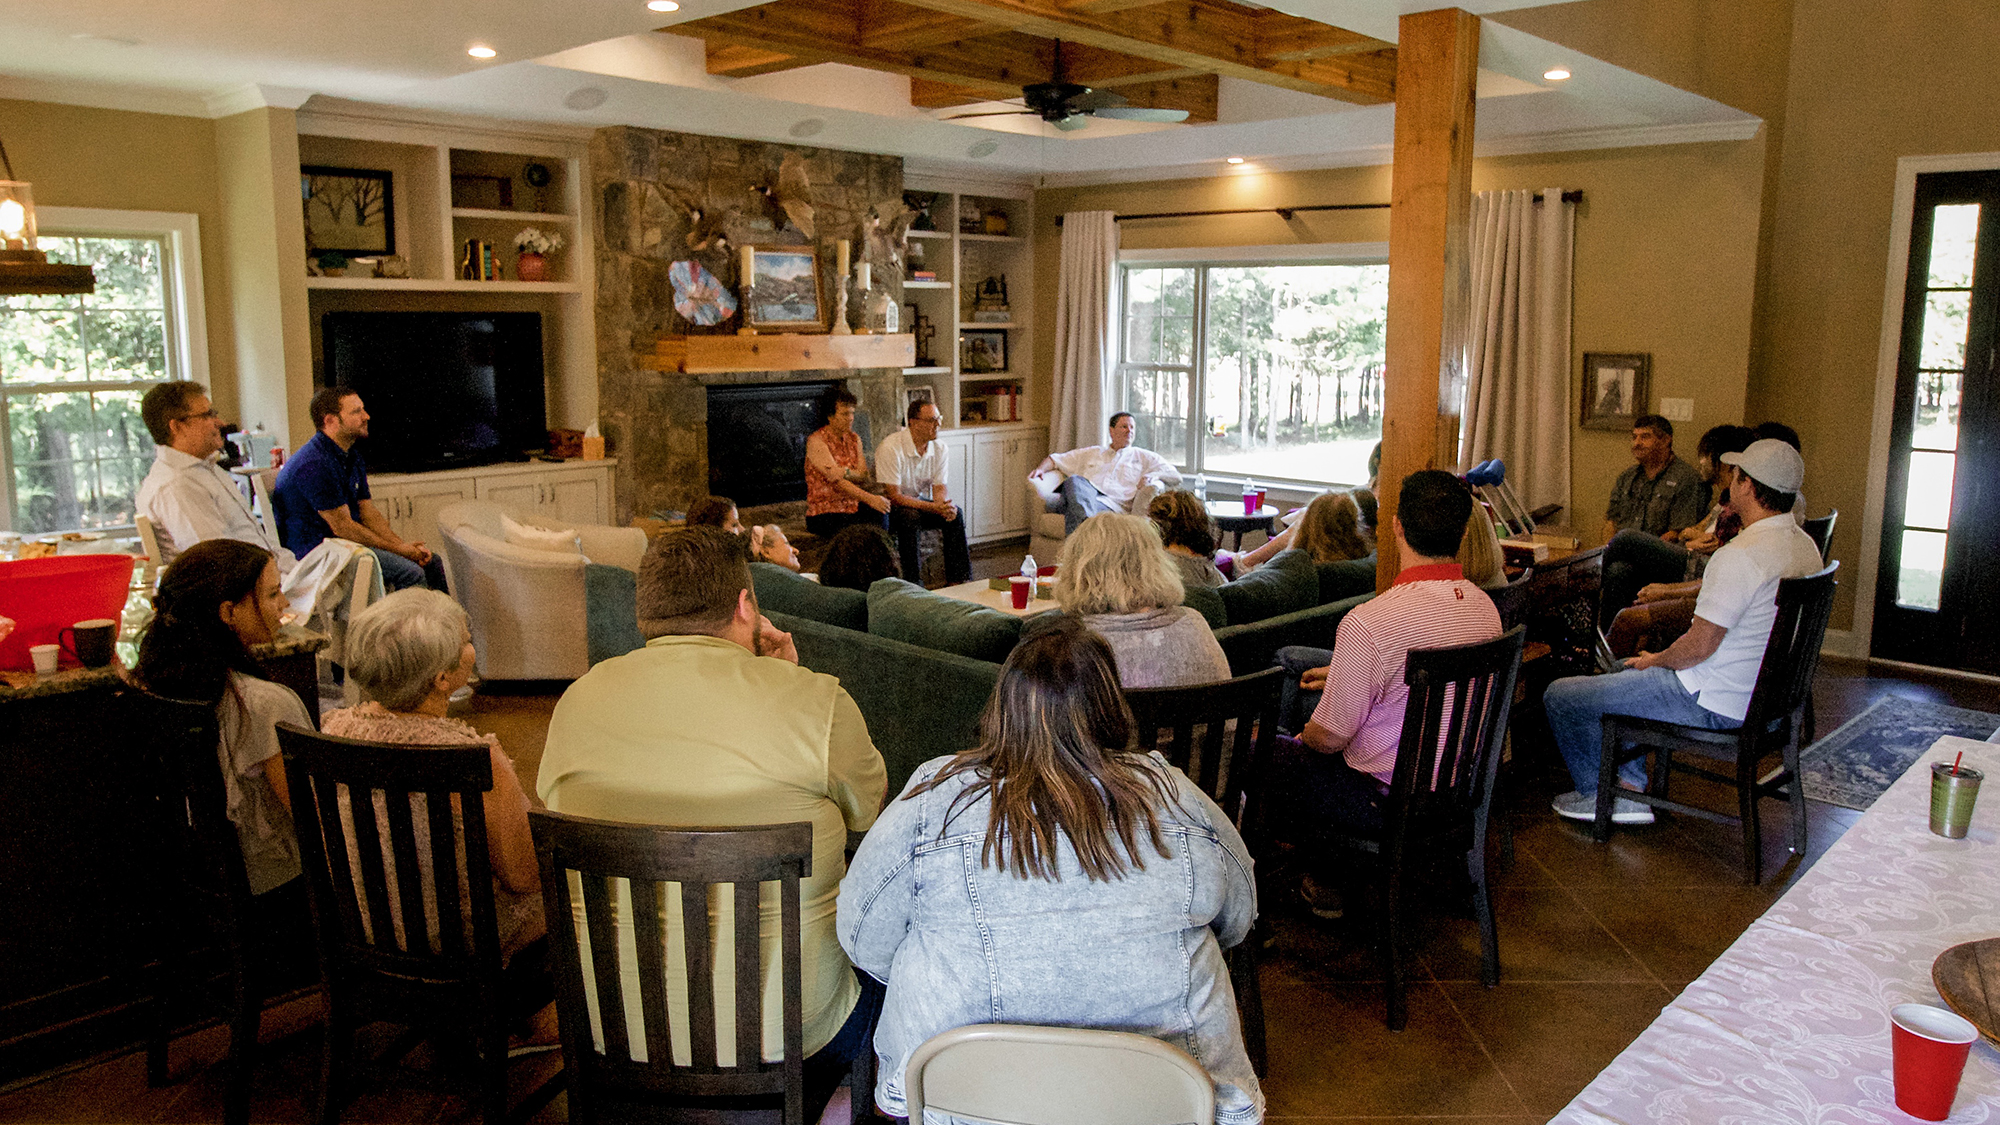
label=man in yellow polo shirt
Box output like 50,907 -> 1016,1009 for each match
537,526 -> 887,1105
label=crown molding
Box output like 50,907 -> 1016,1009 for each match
203,83 -> 315,117
0,73 -> 211,119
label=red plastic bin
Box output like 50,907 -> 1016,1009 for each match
0,554 -> 136,671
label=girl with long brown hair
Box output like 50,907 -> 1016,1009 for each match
837,618 -> 1264,1123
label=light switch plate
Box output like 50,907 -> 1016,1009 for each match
1659,397 -> 1694,422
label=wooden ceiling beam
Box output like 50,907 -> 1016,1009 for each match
886,0 -> 1395,104
1097,72 -> 1218,121
1055,0 -> 1168,12
703,41 -> 822,77
908,78 -> 1000,107
670,8 -> 1046,99
859,8 -> 1007,50
1252,11 -> 1392,63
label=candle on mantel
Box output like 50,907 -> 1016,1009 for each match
856,262 -> 871,292
739,244 -> 756,289
835,239 -> 850,279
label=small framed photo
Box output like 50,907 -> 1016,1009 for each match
1581,352 -> 1650,431
746,247 -> 823,332
301,165 -> 396,256
961,329 -> 1008,374
904,385 -> 934,413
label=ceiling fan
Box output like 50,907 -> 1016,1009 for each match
943,43 -> 1191,132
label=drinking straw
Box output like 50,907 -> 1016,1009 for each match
1951,750 -> 1963,776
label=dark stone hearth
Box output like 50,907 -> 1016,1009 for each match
706,381 -> 839,507
591,125 -> 907,522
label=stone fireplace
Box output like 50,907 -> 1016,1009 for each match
705,379 -> 838,507
589,125 -> 907,522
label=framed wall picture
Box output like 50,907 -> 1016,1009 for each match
961,329 -> 1008,374
745,247 -> 824,332
1581,352 -> 1650,431
904,385 -> 934,414
301,165 -> 396,256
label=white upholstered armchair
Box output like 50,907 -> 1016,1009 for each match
434,500 -> 647,681
1027,471 -> 1177,562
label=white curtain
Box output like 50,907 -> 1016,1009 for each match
1050,211 -> 1118,453
1460,188 -> 1575,517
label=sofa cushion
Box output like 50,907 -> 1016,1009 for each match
1316,553 -> 1378,604
867,577 -> 1023,664
751,561 -> 867,631
500,511 -> 582,556
1181,582 -> 1227,629
1217,547 -> 1317,624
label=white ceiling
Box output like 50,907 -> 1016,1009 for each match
0,0 -> 1761,184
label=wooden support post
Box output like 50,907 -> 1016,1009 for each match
1377,7 -> 1478,591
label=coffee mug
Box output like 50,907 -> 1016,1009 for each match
60,618 -> 117,668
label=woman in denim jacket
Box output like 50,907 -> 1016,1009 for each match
837,618 -> 1264,1124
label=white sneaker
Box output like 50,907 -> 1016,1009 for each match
1551,789 -> 1656,825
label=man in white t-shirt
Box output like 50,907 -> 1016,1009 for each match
1544,438 -> 1825,825
875,399 -> 970,584
1030,412 -> 1181,534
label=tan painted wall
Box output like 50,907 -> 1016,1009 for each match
0,97 -> 241,416
1033,136 -> 1765,539
213,108 -> 312,446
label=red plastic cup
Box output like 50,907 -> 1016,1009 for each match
1008,575 -> 1032,609
1891,1003 -> 1979,1120
1254,488 -> 1268,510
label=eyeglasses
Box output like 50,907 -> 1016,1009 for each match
175,409 -> 220,423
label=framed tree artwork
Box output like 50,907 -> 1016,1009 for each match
301,166 -> 395,256
1581,352 -> 1650,431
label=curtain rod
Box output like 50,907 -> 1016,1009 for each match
1053,190 -> 1583,227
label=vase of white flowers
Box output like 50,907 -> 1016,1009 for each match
513,227 -> 565,282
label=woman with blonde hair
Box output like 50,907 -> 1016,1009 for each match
1057,512 -> 1230,688
838,618 -> 1264,1124
1147,488 -> 1226,589
1292,490 -> 1371,564
1457,502 -> 1509,590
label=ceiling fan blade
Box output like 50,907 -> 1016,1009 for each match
1066,88 -> 1128,112
1052,114 -> 1091,132
941,109 -> 1037,120
1089,106 -> 1190,122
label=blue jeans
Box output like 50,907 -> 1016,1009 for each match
1275,645 -> 1332,735
1600,529 -> 1691,627
1543,665 -> 1738,793
1060,475 -> 1120,534
373,547 -> 448,592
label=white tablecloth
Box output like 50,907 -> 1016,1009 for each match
1554,735 -> 2000,1124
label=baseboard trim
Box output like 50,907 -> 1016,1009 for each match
1864,657 -> 2000,687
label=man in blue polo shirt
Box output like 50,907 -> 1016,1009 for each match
272,385 -> 447,591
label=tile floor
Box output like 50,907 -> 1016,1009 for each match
2,578 -> 1993,1123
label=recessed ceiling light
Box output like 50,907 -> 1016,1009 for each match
1225,156 -> 1245,165
789,118 -> 826,138
967,139 -> 1000,159
1543,67 -> 1571,81
468,45 -> 498,59
647,0 -> 680,10
564,86 -> 609,111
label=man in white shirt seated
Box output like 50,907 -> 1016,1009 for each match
875,399 -> 971,585
1030,412 -> 1182,534
136,381 -> 296,573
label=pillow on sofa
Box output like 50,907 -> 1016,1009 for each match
1217,547 -> 1317,625
1181,582 -> 1227,629
868,578 -> 1023,664
501,512 -> 582,556
751,561 -> 867,632
1316,553 -> 1378,604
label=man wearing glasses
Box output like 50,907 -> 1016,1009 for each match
137,381 -> 295,572
876,398 -> 971,585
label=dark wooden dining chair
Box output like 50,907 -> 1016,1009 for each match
277,723 -> 562,1125
1801,509 -> 1838,564
1591,563 -> 1839,884
527,811 -> 873,1125
1321,627 -> 1527,1030
134,688 -> 270,1125
1124,666 -> 1285,1075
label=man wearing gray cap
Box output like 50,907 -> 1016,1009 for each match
1545,438 -> 1824,825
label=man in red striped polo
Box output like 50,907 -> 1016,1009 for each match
1284,470 -> 1504,917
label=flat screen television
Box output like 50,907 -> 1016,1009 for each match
320,311 -> 547,473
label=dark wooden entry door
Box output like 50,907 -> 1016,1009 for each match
1874,169 -> 2000,672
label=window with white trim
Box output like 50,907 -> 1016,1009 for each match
1117,252 -> 1387,488
0,209 -> 206,534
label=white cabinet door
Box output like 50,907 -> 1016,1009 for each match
942,437 -> 972,531
547,468 -> 608,526
971,432 -> 1008,538
398,478 -> 476,549
999,437 -> 1031,532
479,476 -> 546,522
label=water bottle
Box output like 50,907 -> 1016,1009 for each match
1193,473 -> 1207,500
1021,553 -> 1037,579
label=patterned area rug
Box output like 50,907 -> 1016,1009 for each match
1800,695 -> 2000,810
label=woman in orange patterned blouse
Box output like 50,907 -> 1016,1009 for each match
804,386 -> 892,538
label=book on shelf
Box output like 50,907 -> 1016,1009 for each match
909,270 -> 937,281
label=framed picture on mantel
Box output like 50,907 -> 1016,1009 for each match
745,247 -> 824,332
1581,352 -> 1649,431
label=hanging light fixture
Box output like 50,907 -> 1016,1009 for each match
0,138 -> 96,296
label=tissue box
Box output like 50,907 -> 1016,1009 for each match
581,435 -> 606,460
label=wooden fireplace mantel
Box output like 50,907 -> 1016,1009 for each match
640,333 -> 914,374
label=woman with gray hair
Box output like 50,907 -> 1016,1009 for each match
1056,513 -> 1230,689
320,588 -> 545,959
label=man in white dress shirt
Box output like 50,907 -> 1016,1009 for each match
875,399 -> 970,585
1031,412 -> 1182,534
136,381 -> 296,572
